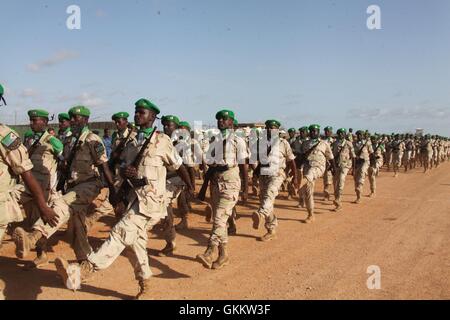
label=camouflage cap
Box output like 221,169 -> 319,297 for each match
112,112 -> 130,121
28,109 -> 49,119
69,105 -> 91,117
161,115 -> 180,125
135,98 -> 160,115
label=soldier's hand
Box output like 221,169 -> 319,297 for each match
124,166 -> 138,178
40,206 -> 59,228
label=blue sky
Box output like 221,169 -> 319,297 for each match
1,0 -> 450,134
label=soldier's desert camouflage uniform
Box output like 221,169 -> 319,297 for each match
83,129 -> 182,281
299,138 -> 334,221
28,127 -> 108,261
253,134 -> 295,235
368,141 -> 384,195
390,138 -> 405,176
206,130 -> 248,246
403,137 -> 415,171
0,125 -> 34,245
322,136 -> 335,200
331,138 -> 355,209
353,138 -> 373,201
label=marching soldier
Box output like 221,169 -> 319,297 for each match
322,126 -> 335,201
12,109 -> 63,266
331,128 -> 355,212
158,115 -> 191,256
368,135 -> 384,197
196,109 -> 248,269
420,134 -> 433,172
298,124 -> 335,223
352,130 -> 373,203
293,126 -> 309,206
0,85 -> 59,251
175,120 -> 202,231
403,134 -> 415,172
391,134 -> 405,177
55,99 -> 193,299
252,120 -> 297,241
13,106 -> 117,263
58,113 -> 72,142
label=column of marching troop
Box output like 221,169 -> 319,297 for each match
1,83 -> 449,299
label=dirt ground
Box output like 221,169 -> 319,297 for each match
1,162 -> 450,300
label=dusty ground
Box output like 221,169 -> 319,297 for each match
1,163 -> 450,300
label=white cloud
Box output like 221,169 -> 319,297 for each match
78,92 -> 105,108
27,50 -> 79,73
347,105 -> 450,121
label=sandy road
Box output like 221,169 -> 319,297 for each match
1,162 -> 450,300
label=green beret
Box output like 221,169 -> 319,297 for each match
112,112 -> 130,121
69,105 -> 91,117
161,115 -> 180,125
58,113 -> 70,121
28,109 -> 49,119
299,126 -> 309,132
135,98 -> 160,115
233,119 -> 238,126
215,109 -> 235,121
265,119 -> 281,128
179,121 -> 191,129
309,124 -> 320,131
288,128 -> 296,133
324,126 -> 333,131
337,128 -> 347,134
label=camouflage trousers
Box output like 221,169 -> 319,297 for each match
323,169 -> 333,197
161,177 -> 186,244
256,174 -> 284,232
354,160 -> 369,192
209,170 -> 241,246
300,164 -> 325,214
0,183 -> 57,244
333,166 -> 350,202
32,180 -> 103,261
392,152 -> 403,172
88,198 -> 164,281
368,166 -> 379,193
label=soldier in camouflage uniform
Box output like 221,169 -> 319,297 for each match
13,106 -> 117,263
368,135 -> 384,197
352,130 -> 373,203
12,109 -> 63,266
390,134 -> 405,177
58,113 -> 72,142
252,120 -> 297,241
298,124 -> 335,223
55,99 -> 193,299
331,128 -> 355,212
197,109 -> 248,270
322,126 -> 335,201
0,84 -> 59,252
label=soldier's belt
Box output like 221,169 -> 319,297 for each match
67,177 -> 99,189
210,165 -> 231,172
127,177 -> 149,188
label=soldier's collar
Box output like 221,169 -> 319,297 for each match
138,126 -> 155,138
